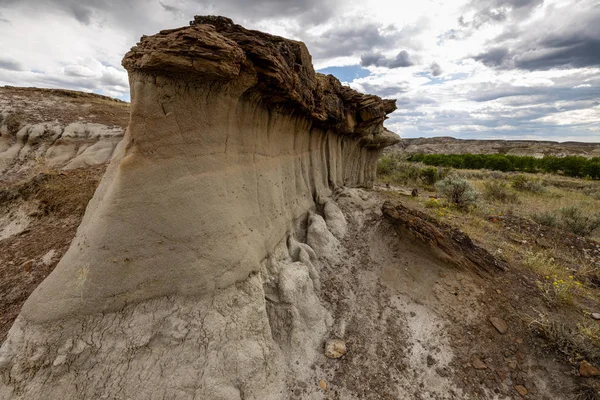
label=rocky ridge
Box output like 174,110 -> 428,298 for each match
392,137 -> 600,158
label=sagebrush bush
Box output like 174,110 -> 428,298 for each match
2,113 -> 22,134
377,156 -> 447,187
511,174 -> 546,193
583,189 -> 600,200
483,181 -> 518,203
377,154 -> 400,176
532,206 -> 600,237
435,176 -> 479,209
559,206 -> 600,237
420,167 -> 440,186
532,211 -> 559,228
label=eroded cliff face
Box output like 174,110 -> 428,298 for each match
0,16 -> 398,399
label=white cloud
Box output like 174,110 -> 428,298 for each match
0,0 -> 597,141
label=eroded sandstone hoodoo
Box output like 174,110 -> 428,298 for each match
0,16 -> 398,399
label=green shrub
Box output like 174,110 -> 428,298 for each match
3,113 -> 22,134
532,211 -> 559,228
377,156 -> 439,186
409,153 -> 600,179
532,207 -> 600,237
377,154 -> 399,176
435,176 -> 479,209
483,181 -> 518,203
511,174 -> 546,193
420,167 -> 440,186
559,206 -> 600,237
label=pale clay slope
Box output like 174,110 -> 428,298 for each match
0,115 -> 123,174
0,88 -> 126,176
1,186 -> 487,399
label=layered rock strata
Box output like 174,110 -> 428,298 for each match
0,16 -> 398,399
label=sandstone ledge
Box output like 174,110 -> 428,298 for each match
122,15 -> 399,149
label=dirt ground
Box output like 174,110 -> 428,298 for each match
301,188 -> 595,400
1,171 -> 599,398
0,165 -> 105,342
0,86 -> 130,127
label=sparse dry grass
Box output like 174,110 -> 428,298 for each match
526,309 -> 600,364
378,161 -> 600,371
0,161 -> 101,217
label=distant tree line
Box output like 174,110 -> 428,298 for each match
407,153 -> 600,179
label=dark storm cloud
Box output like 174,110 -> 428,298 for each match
0,0 -> 163,35
472,0 -> 600,70
296,17 -> 426,61
158,1 -> 180,14
0,57 -> 24,71
300,22 -> 407,59
514,38 -> 600,70
189,0 -> 343,25
430,62 -> 442,76
474,38 -> 600,70
0,0 -> 341,35
466,73 -> 600,104
353,81 -> 411,98
1,0 -> 349,51
70,3 -> 93,24
473,47 -> 510,67
360,50 -> 414,69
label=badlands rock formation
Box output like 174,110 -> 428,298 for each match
0,16 -> 398,399
0,87 -> 128,177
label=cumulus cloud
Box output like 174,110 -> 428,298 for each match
351,80 -> 411,98
360,50 -> 414,68
0,0 -> 598,141
296,21 -> 413,61
460,0 -> 543,29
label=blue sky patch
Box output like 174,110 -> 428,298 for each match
317,65 -> 371,83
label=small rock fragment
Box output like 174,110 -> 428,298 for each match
471,355 -> 488,370
427,355 -> 436,367
514,385 -> 528,397
325,339 -> 347,359
22,259 -> 34,273
580,360 -> 600,377
536,237 -> 552,248
319,380 -> 327,391
591,313 -> 600,320
489,316 -> 508,334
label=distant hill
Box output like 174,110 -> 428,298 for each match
390,137 -> 600,158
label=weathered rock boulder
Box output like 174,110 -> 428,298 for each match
0,16 -> 398,399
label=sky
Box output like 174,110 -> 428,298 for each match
0,0 -> 599,141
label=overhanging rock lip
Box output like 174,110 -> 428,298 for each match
122,15 -> 400,143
